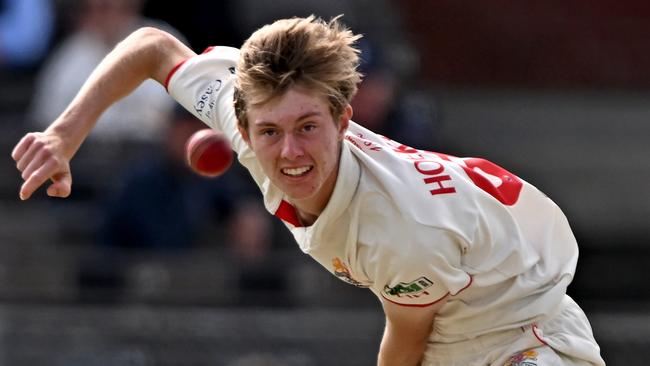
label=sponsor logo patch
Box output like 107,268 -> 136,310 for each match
194,79 -> 222,119
383,277 -> 433,299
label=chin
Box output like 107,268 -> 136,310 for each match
284,189 -> 315,202
274,176 -> 316,198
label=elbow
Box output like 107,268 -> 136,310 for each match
132,26 -> 165,38
118,26 -> 193,85
130,27 -> 176,47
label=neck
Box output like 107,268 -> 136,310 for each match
291,181 -> 333,226
295,209 -> 319,227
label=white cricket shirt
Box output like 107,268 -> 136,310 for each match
167,47 -> 579,340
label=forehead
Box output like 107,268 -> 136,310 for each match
247,86 -> 332,126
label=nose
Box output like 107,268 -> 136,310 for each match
280,133 -> 304,160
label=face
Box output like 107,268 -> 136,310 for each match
240,85 -> 351,214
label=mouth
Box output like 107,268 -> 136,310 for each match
281,165 -> 313,177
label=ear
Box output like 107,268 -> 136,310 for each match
238,124 -> 252,147
337,104 -> 352,140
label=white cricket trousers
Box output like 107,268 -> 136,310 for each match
421,295 -> 605,366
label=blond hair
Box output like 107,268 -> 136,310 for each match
234,15 -> 363,130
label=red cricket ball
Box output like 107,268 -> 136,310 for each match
185,129 -> 233,177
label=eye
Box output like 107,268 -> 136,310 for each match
259,128 -> 277,137
302,123 -> 317,133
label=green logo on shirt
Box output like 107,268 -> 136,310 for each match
384,277 -> 433,297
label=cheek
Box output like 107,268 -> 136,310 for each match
249,142 -> 275,169
318,140 -> 341,170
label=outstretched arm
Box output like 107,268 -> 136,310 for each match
11,27 -> 196,200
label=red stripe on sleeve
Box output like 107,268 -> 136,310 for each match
531,323 -> 549,346
202,46 -> 215,54
381,291 -> 449,308
164,59 -> 188,92
165,45 -> 218,91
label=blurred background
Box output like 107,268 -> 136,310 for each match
0,0 -> 648,364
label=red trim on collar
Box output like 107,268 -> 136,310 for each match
164,59 -> 188,91
274,200 -> 303,227
201,46 -> 215,54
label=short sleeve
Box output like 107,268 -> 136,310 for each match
368,228 -> 472,307
166,46 -> 250,157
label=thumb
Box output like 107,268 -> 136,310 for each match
46,171 -> 73,198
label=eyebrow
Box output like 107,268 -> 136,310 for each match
253,111 -> 323,127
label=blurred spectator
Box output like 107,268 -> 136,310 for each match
79,107 -> 285,304
227,0 -> 438,149
97,107 -> 236,252
226,352 -> 316,366
97,107 -> 279,259
0,0 -> 54,69
27,0 -> 289,305
352,38 -> 440,150
226,198 -> 274,264
229,0 -> 419,77
142,0 -> 242,50
29,0 -> 181,142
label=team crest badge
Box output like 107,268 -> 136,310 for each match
332,257 -> 368,288
504,350 -> 539,366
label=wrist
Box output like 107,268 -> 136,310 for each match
46,114 -> 91,160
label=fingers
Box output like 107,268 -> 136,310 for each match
21,148 -> 49,181
12,133 -> 37,171
11,133 -> 35,160
19,159 -> 58,200
12,132 -> 72,200
21,159 -> 72,200
20,164 -> 72,200
46,172 -> 72,198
